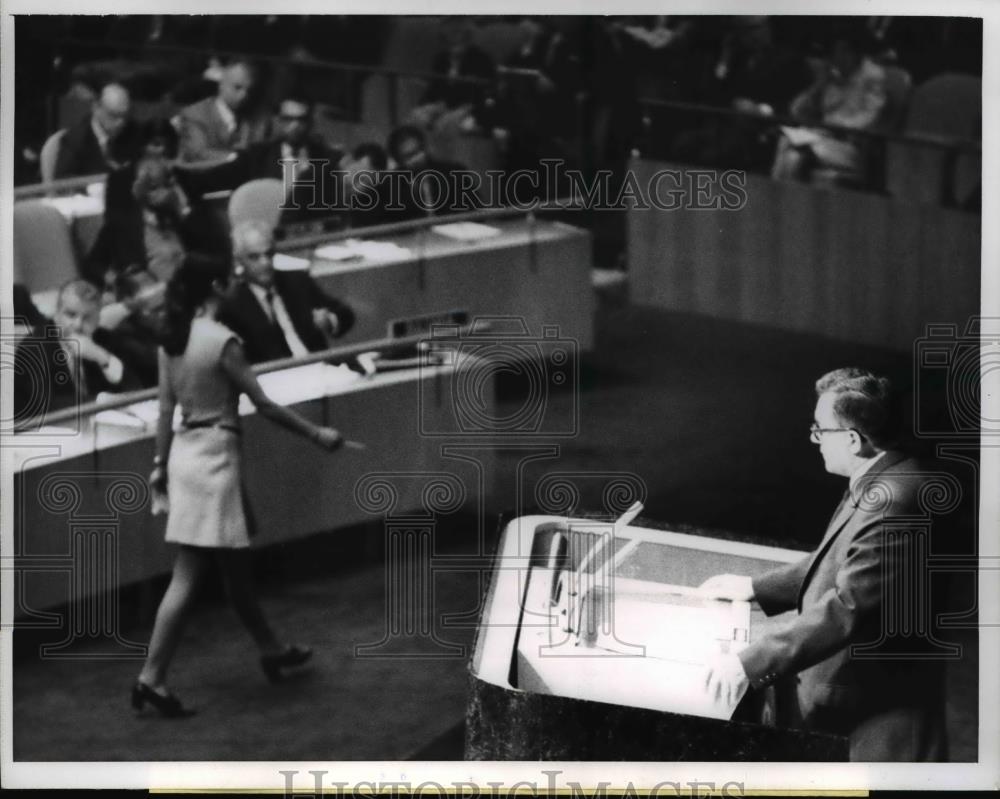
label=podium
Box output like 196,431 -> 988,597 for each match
465,515 -> 849,760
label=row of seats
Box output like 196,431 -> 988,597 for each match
13,178 -> 287,298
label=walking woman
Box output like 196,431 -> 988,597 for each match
133,255 -> 342,718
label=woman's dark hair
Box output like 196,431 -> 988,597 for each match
138,117 -> 180,159
160,254 -> 231,355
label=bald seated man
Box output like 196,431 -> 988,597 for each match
176,60 -> 271,163
54,81 -> 140,179
218,220 -> 354,364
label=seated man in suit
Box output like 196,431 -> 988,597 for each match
701,368 -> 950,761
340,141 -> 392,229
219,220 -> 354,364
53,81 -> 141,179
386,124 -> 477,220
14,280 -> 140,423
176,60 -> 271,164
99,268 -> 167,388
242,94 -> 345,228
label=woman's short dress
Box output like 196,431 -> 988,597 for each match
162,316 -> 252,548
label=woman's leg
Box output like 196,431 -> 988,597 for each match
216,548 -> 283,655
138,546 -> 212,691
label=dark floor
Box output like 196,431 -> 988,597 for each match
12,295 -> 979,761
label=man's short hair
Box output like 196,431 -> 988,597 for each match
231,218 -> 275,256
57,279 -> 101,311
815,367 -> 900,449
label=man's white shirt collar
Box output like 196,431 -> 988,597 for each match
215,97 -> 237,133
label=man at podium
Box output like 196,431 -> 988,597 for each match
700,367 -> 950,761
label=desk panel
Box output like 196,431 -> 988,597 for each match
11,365 -> 493,616
288,218 -> 594,350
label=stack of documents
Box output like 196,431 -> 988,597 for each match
273,253 -> 311,271
40,193 -> 105,220
314,238 -> 412,264
238,362 -> 361,413
430,221 -> 502,241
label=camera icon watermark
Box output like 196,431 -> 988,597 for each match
1,323 -> 84,435
418,316 -> 579,437
913,317 -> 1000,440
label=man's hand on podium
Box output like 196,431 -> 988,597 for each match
697,573 -> 754,601
705,652 -> 749,709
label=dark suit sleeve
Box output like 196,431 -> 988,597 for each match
752,554 -> 811,616
739,516 -> 896,688
305,275 -> 354,338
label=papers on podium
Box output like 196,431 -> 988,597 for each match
517,570 -> 751,721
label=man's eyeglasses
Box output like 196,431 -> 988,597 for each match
809,423 -> 859,443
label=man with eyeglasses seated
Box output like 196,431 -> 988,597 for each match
13,280 -> 142,425
699,368 -> 952,762
242,94 -> 345,230
218,220 -> 354,365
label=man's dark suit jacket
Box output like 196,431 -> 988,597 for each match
13,327 -> 141,424
389,158 -> 477,222
740,450 -> 949,761
53,116 -> 140,180
241,137 -> 346,226
218,271 -> 354,364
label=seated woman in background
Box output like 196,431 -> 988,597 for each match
85,120 -> 230,291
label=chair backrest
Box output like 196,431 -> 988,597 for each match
13,200 -> 79,293
873,66 -> 913,133
227,178 -> 286,231
39,129 -> 67,184
884,73 -> 981,206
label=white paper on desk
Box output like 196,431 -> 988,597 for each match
780,126 -> 825,148
430,221 -> 502,241
238,363 -> 361,414
273,253 -> 311,271
40,193 -> 105,220
314,238 -> 412,263
314,241 -> 361,262
520,579 -> 749,720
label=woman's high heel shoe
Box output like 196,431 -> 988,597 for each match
260,645 -> 313,683
131,681 -> 196,718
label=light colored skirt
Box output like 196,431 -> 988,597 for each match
164,426 -> 251,549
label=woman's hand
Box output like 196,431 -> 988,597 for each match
313,426 -> 344,451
